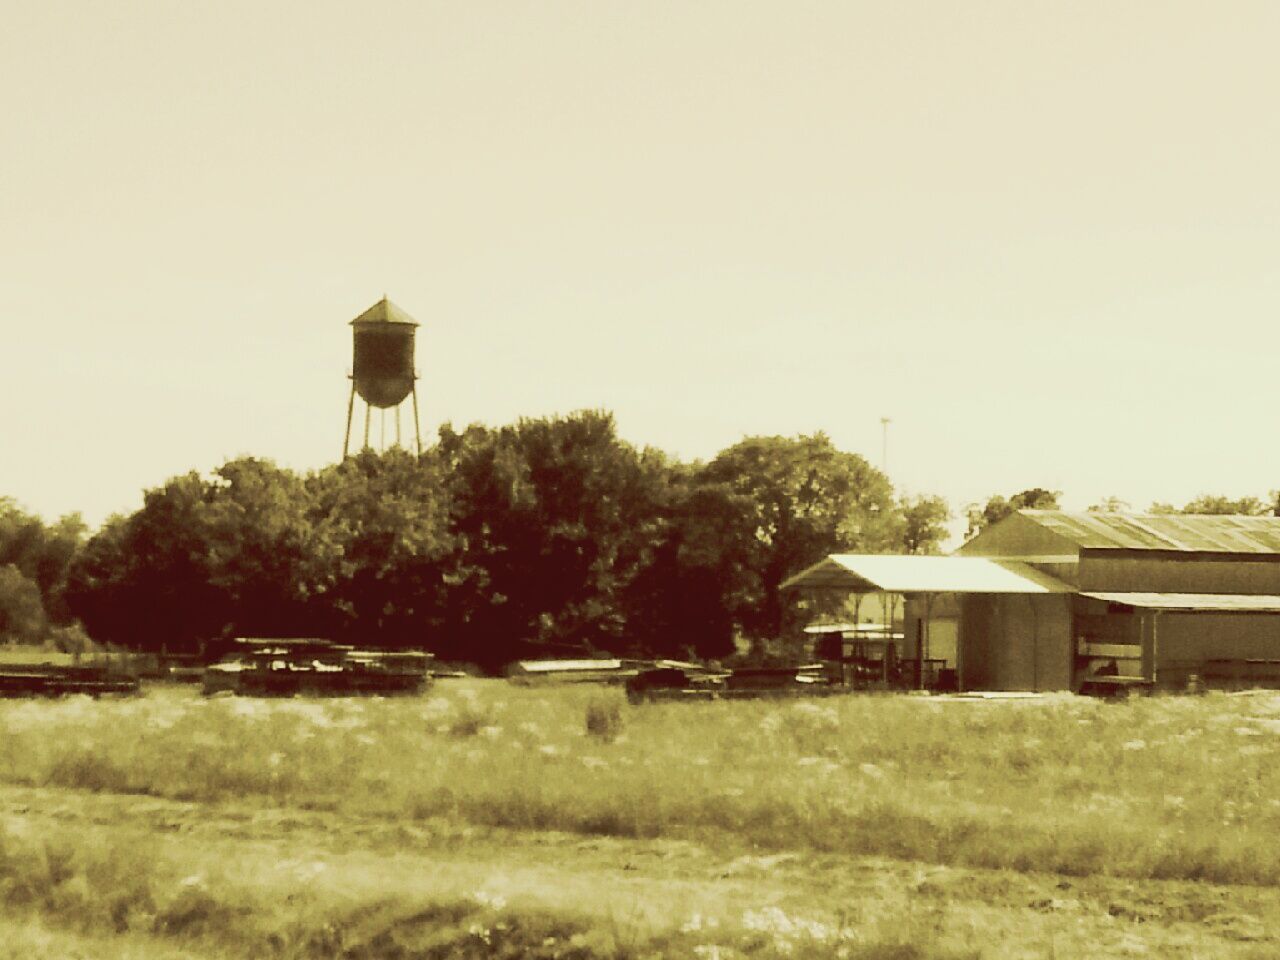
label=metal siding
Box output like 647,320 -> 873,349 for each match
958,595 -> 996,690
1156,614 -> 1280,689
1156,614 -> 1280,659
1079,555 -> 1280,594
989,594 -> 1073,691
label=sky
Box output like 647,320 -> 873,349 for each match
3,0 -> 1279,532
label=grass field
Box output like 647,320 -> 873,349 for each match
2,682 -> 1279,958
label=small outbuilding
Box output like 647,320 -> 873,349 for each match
782,510 -> 1280,693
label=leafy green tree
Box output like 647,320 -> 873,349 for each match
696,433 -> 898,644
1150,494 -> 1269,516
66,472 -> 225,652
0,564 -> 47,643
438,411 -> 672,670
618,469 -> 750,661
0,499 -> 86,635
1087,496 -> 1131,513
965,488 -> 1061,538
898,494 -> 951,554
67,459 -> 333,653
308,449 -> 457,649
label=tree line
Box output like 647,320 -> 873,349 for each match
2,411 -> 1275,667
2,413 -> 944,668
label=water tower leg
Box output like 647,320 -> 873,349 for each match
342,382 -> 356,460
363,403 -> 372,450
411,385 -> 422,456
396,405 -> 402,448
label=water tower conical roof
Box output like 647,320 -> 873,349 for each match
350,297 -> 419,326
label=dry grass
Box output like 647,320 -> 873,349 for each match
3,683 -> 1280,889
0,814 -> 981,960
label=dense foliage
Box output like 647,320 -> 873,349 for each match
15,421 -> 1280,665
0,499 -> 86,646
43,412 -> 938,666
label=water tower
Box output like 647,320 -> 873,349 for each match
342,297 -> 422,458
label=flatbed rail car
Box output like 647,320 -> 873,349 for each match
0,663 -> 140,699
203,638 -> 433,697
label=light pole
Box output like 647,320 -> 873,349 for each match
880,417 -> 891,474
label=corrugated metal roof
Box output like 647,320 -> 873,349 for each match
1021,511 -> 1280,554
781,555 -> 1073,594
351,297 -> 418,326
1083,592 -> 1280,612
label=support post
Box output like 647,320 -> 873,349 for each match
915,616 -> 925,690
1140,612 -> 1159,684
923,592 -> 934,688
342,381 -> 356,460
411,384 -> 422,456
363,403 -> 372,450
1151,611 -> 1161,688
396,404 -> 402,448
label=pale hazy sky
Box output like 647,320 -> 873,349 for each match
4,1 -> 1278,530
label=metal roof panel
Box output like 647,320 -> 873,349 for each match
1020,511 -> 1280,554
781,555 -> 1073,593
1083,592 -> 1280,612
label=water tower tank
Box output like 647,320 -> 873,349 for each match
350,298 -> 418,408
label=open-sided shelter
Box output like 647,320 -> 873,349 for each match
782,510 -> 1280,692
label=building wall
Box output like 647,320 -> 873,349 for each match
1153,613 -> 1280,688
1078,553 -> 1280,594
956,593 -> 1073,691
902,594 -> 959,667
957,594 -> 996,689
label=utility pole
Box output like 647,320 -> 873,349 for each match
880,417 -> 891,473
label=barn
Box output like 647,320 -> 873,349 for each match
782,510 -> 1280,693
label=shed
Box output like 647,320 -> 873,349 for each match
783,511 -> 1280,693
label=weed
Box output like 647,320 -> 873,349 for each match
584,695 -> 623,742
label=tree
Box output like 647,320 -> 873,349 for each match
0,499 -> 87,644
66,459 -> 334,653
695,433 -> 899,645
438,411 -> 672,670
898,494 -> 951,554
65,472 -> 223,652
966,488 -> 1061,538
1087,496 -> 1131,514
308,449 -> 457,650
0,564 -> 47,643
1150,494 -> 1270,516
617,468 -> 752,661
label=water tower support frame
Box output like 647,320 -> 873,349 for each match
342,384 -> 424,457
342,383 -> 356,460
411,386 -> 422,456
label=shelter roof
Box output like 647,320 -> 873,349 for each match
351,297 -> 418,326
1018,511 -> 1280,554
1083,592 -> 1280,612
781,555 -> 1073,594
